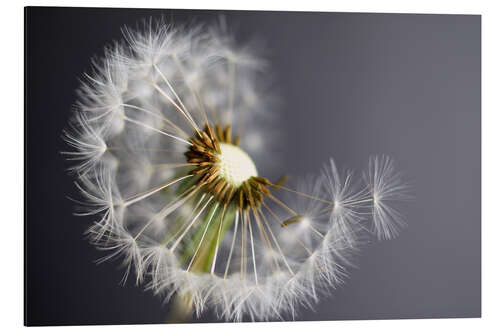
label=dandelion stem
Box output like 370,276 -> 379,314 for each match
166,293 -> 193,323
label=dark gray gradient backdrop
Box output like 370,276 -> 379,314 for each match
25,7 -> 480,325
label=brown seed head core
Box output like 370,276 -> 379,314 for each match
185,123 -> 272,210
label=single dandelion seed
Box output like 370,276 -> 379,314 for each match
64,18 -> 411,322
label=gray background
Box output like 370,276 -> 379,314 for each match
25,7 -> 480,325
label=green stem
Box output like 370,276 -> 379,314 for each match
166,293 -> 194,323
163,176 -> 237,323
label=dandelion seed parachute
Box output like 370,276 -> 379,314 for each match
64,19 -> 409,321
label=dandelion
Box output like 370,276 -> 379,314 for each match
64,18 -> 410,322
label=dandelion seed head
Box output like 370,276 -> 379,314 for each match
64,18 -> 410,321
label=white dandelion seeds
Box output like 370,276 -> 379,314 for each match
64,18 -> 410,321
363,155 -> 411,240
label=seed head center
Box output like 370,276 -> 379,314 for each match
217,143 -> 257,187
